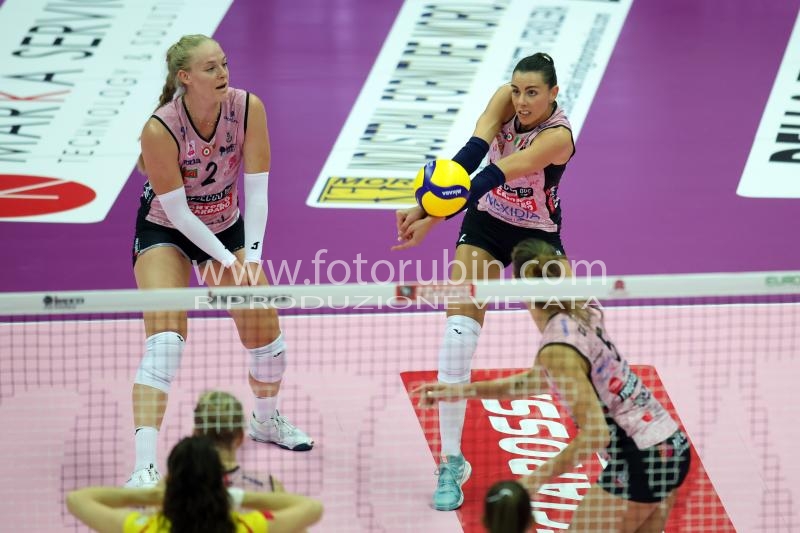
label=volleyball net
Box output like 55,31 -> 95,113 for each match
1,271 -> 798,532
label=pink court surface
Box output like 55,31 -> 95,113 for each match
2,304 -> 798,532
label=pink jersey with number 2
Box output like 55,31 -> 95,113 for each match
141,88 -> 248,234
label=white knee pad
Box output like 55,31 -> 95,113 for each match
437,315 -> 481,384
249,334 -> 287,383
134,332 -> 185,394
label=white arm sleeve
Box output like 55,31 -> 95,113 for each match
243,171 -> 269,263
157,188 -> 237,267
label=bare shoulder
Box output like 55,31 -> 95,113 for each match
532,126 -> 573,164
141,116 -> 171,141
247,92 -> 266,115
139,117 -> 181,188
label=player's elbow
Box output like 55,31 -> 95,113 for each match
65,490 -> 83,518
304,499 -> 324,527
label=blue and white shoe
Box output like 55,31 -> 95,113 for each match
432,454 -> 471,511
248,411 -> 313,451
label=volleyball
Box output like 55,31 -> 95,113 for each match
413,159 -> 471,217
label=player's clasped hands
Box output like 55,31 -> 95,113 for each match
392,206 -> 443,251
227,259 -> 262,286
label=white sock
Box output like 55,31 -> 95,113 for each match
439,400 -> 468,457
437,315 -> 481,459
134,426 -> 158,471
254,396 -> 278,422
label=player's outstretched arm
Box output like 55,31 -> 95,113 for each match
519,345 -> 611,493
493,126 -> 573,181
449,85 -> 514,176
472,84 -> 515,143
414,367 -> 549,407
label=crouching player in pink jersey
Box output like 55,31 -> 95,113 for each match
415,239 -> 691,532
126,34 -> 312,487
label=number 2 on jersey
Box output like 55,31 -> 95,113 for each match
201,162 -> 218,187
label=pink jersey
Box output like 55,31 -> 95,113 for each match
540,309 -> 678,449
141,87 -> 248,233
477,105 -> 573,231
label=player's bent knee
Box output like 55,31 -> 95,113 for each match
249,333 -> 287,383
134,331 -> 185,394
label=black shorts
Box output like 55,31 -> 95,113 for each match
597,422 -> 692,503
456,207 -> 565,267
131,214 -> 244,267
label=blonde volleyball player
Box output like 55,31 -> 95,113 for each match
393,53 -> 576,510
127,35 -> 312,488
416,239 -> 692,532
193,390 -> 284,492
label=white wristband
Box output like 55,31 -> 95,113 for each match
227,487 -> 244,509
243,171 -> 269,263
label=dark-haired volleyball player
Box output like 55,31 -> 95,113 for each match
393,52 -> 575,510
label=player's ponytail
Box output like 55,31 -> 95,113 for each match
138,34 -> 216,176
156,73 -> 178,110
512,238 -> 593,324
158,34 -> 212,109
